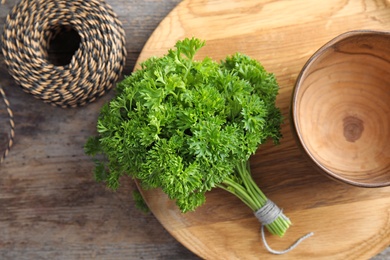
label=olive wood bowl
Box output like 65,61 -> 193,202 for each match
291,30 -> 390,187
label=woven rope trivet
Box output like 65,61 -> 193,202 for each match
0,85 -> 15,164
1,0 -> 126,108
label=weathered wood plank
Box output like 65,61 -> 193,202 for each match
0,0 -> 199,259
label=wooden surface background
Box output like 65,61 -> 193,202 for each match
0,0 -> 389,259
0,0 -> 199,259
137,0 -> 390,259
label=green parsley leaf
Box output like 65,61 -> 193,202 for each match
85,38 -> 291,237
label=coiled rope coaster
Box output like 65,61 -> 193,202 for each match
1,0 -> 126,108
0,85 -> 15,164
255,200 -> 314,254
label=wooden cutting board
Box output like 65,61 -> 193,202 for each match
136,0 -> 390,259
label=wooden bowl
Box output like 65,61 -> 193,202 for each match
291,30 -> 390,187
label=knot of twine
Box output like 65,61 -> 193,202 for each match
1,0 -> 126,108
255,199 -> 314,255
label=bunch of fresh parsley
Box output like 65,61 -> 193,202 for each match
85,38 -> 289,236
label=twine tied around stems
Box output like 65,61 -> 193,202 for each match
254,199 -> 314,255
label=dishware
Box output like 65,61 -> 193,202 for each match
137,1 -> 390,259
291,30 -> 390,188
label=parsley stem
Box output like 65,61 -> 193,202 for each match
217,160 -> 291,237
235,161 -> 266,209
217,177 -> 256,210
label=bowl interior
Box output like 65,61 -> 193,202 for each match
293,31 -> 390,187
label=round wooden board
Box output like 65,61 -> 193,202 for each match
136,0 -> 390,259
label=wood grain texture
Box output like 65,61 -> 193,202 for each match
136,0 -> 390,259
292,30 -> 390,188
0,0 -> 199,259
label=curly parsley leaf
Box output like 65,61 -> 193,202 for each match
85,38 -> 283,216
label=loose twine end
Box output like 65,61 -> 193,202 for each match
255,199 -> 314,255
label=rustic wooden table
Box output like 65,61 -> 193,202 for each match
0,0 -> 199,259
0,0 -> 389,259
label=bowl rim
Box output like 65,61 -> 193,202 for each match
290,29 -> 390,188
